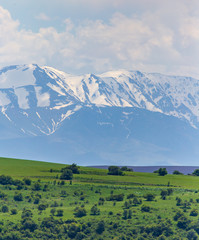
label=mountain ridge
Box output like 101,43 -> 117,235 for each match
0,64 -> 199,165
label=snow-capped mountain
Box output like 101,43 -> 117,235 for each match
0,64 -> 199,165
0,64 -> 199,136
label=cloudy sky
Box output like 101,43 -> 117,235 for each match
0,0 -> 199,76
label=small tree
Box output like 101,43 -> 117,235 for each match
158,168 -> 168,176
173,170 -> 183,175
108,166 -> 123,176
14,192 -> 23,201
144,193 -> 155,201
193,169 -> 199,176
96,221 -> 105,234
60,169 -> 73,180
90,204 -> 100,215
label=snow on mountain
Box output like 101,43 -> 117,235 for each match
0,64 -> 199,137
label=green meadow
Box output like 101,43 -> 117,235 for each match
0,157 -> 199,239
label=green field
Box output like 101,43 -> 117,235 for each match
0,157 -> 199,239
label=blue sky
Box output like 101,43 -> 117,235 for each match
0,0 -> 199,76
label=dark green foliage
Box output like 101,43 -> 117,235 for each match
90,204 -> 100,215
127,193 -> 136,199
62,163 -> 80,174
120,166 -> 133,172
74,207 -> 87,217
11,208 -> 17,215
141,205 -> 150,212
173,170 -> 183,175
21,209 -> 33,219
158,168 -> 168,176
60,169 -> 73,180
106,193 -> 124,201
144,193 -> 155,201
14,192 -> 23,201
32,182 -> 41,191
187,229 -> 198,240
0,175 -> 13,185
190,209 -> 198,216
96,221 -> 105,234
193,169 -> 199,176
108,166 -> 123,176
177,216 -> 190,229
173,211 -> 184,221
56,209 -> 64,217
38,204 -> 48,211
1,205 -> 9,213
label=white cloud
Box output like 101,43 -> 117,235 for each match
35,13 -> 50,21
0,3 -> 198,77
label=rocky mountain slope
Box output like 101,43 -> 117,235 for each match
0,64 -> 199,165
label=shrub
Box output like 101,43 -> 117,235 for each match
120,166 -> 133,172
14,192 -> 23,201
90,204 -> 100,215
96,221 -> 105,234
193,169 -> 199,176
144,193 -> 155,201
108,166 -> 123,176
62,163 -> 80,174
158,168 -> 168,176
74,207 -> 87,218
177,216 -> 190,229
173,170 -> 183,175
56,209 -> 64,217
23,178 -> 32,185
127,193 -> 136,199
60,169 -> 73,180
141,205 -> 150,212
190,209 -> 198,217
106,194 -> 124,201
21,209 -> 33,219
32,182 -> 41,191
187,229 -> 198,240
1,205 -> 9,213
11,209 -> 17,215
38,204 -> 47,211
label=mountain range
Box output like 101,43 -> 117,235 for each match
0,64 -> 199,166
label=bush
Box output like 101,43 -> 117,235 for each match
141,205 -> 150,212
1,205 -> 9,213
144,193 -> 155,201
11,209 -> 17,215
38,204 -> 47,211
173,170 -> 183,175
190,209 -> 198,216
108,166 -> 123,176
90,204 -> 100,215
62,163 -> 80,174
120,166 -> 133,172
106,194 -> 124,201
74,207 -> 87,218
96,221 -> 105,234
60,169 -> 73,180
187,229 -> 198,240
32,182 -> 41,191
158,168 -> 168,176
56,209 -> 64,217
14,192 -> 23,201
193,169 -> 199,176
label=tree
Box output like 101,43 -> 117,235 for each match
193,169 -> 199,176
60,169 -> 73,180
144,193 -> 155,201
108,166 -> 123,176
173,170 -> 183,175
158,168 -> 168,176
67,163 -> 80,174
14,192 -> 23,201
96,221 -> 105,234
120,166 -> 133,172
90,204 -> 100,215
74,207 -> 87,218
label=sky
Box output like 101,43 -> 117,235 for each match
0,0 -> 199,77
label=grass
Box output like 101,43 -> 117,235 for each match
0,156 -> 199,239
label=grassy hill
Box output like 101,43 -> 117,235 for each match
0,157 -> 199,239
